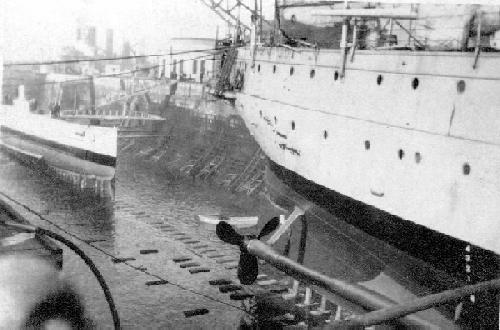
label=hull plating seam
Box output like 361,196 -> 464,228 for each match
242,92 -> 500,147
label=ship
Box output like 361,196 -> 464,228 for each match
42,73 -> 166,129
0,85 -> 117,196
212,0 -> 500,327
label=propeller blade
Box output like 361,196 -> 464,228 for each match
237,250 -> 259,285
216,221 -> 244,246
258,216 -> 280,240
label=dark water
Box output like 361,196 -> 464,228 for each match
0,149 -> 278,328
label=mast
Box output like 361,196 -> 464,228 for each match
274,0 -> 281,45
259,0 -> 263,43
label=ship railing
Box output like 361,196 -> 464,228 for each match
241,239 -> 500,328
309,6 -> 491,74
62,108 -> 150,119
314,7 -> 421,78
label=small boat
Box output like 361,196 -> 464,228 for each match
195,214 -> 258,228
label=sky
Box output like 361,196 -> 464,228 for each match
1,0 -> 274,61
2,0 -> 487,62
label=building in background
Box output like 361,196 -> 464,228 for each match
159,38 -> 216,83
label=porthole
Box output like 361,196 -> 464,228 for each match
334,71 -> 339,81
412,78 -> 419,90
463,163 -> 471,175
398,149 -> 405,160
376,75 -> 383,85
290,67 -> 294,75
273,65 -> 276,73
415,152 -> 422,164
457,80 -> 466,94
323,130 -> 328,139
257,64 -> 261,72
291,121 -> 295,130
364,140 -> 370,150
310,69 -> 316,78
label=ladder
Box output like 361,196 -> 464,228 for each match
214,47 -> 238,97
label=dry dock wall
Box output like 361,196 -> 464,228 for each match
119,103 -> 266,197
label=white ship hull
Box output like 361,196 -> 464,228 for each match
236,47 -> 500,255
0,105 -> 117,180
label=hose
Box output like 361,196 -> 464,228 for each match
3,221 -> 121,330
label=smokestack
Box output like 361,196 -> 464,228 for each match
106,29 -> 114,57
87,26 -> 96,47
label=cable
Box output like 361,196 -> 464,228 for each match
2,53 -> 216,89
2,221 -> 121,329
4,45 -> 242,67
0,190 -> 252,317
0,197 -> 120,328
3,53 -> 216,88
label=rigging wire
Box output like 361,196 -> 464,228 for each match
0,190 -> 253,317
3,45 -> 243,67
2,53 -> 217,89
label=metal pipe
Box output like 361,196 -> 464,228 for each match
473,11 -> 482,69
245,240 -> 428,327
331,278 -> 500,327
339,18 -> 349,78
